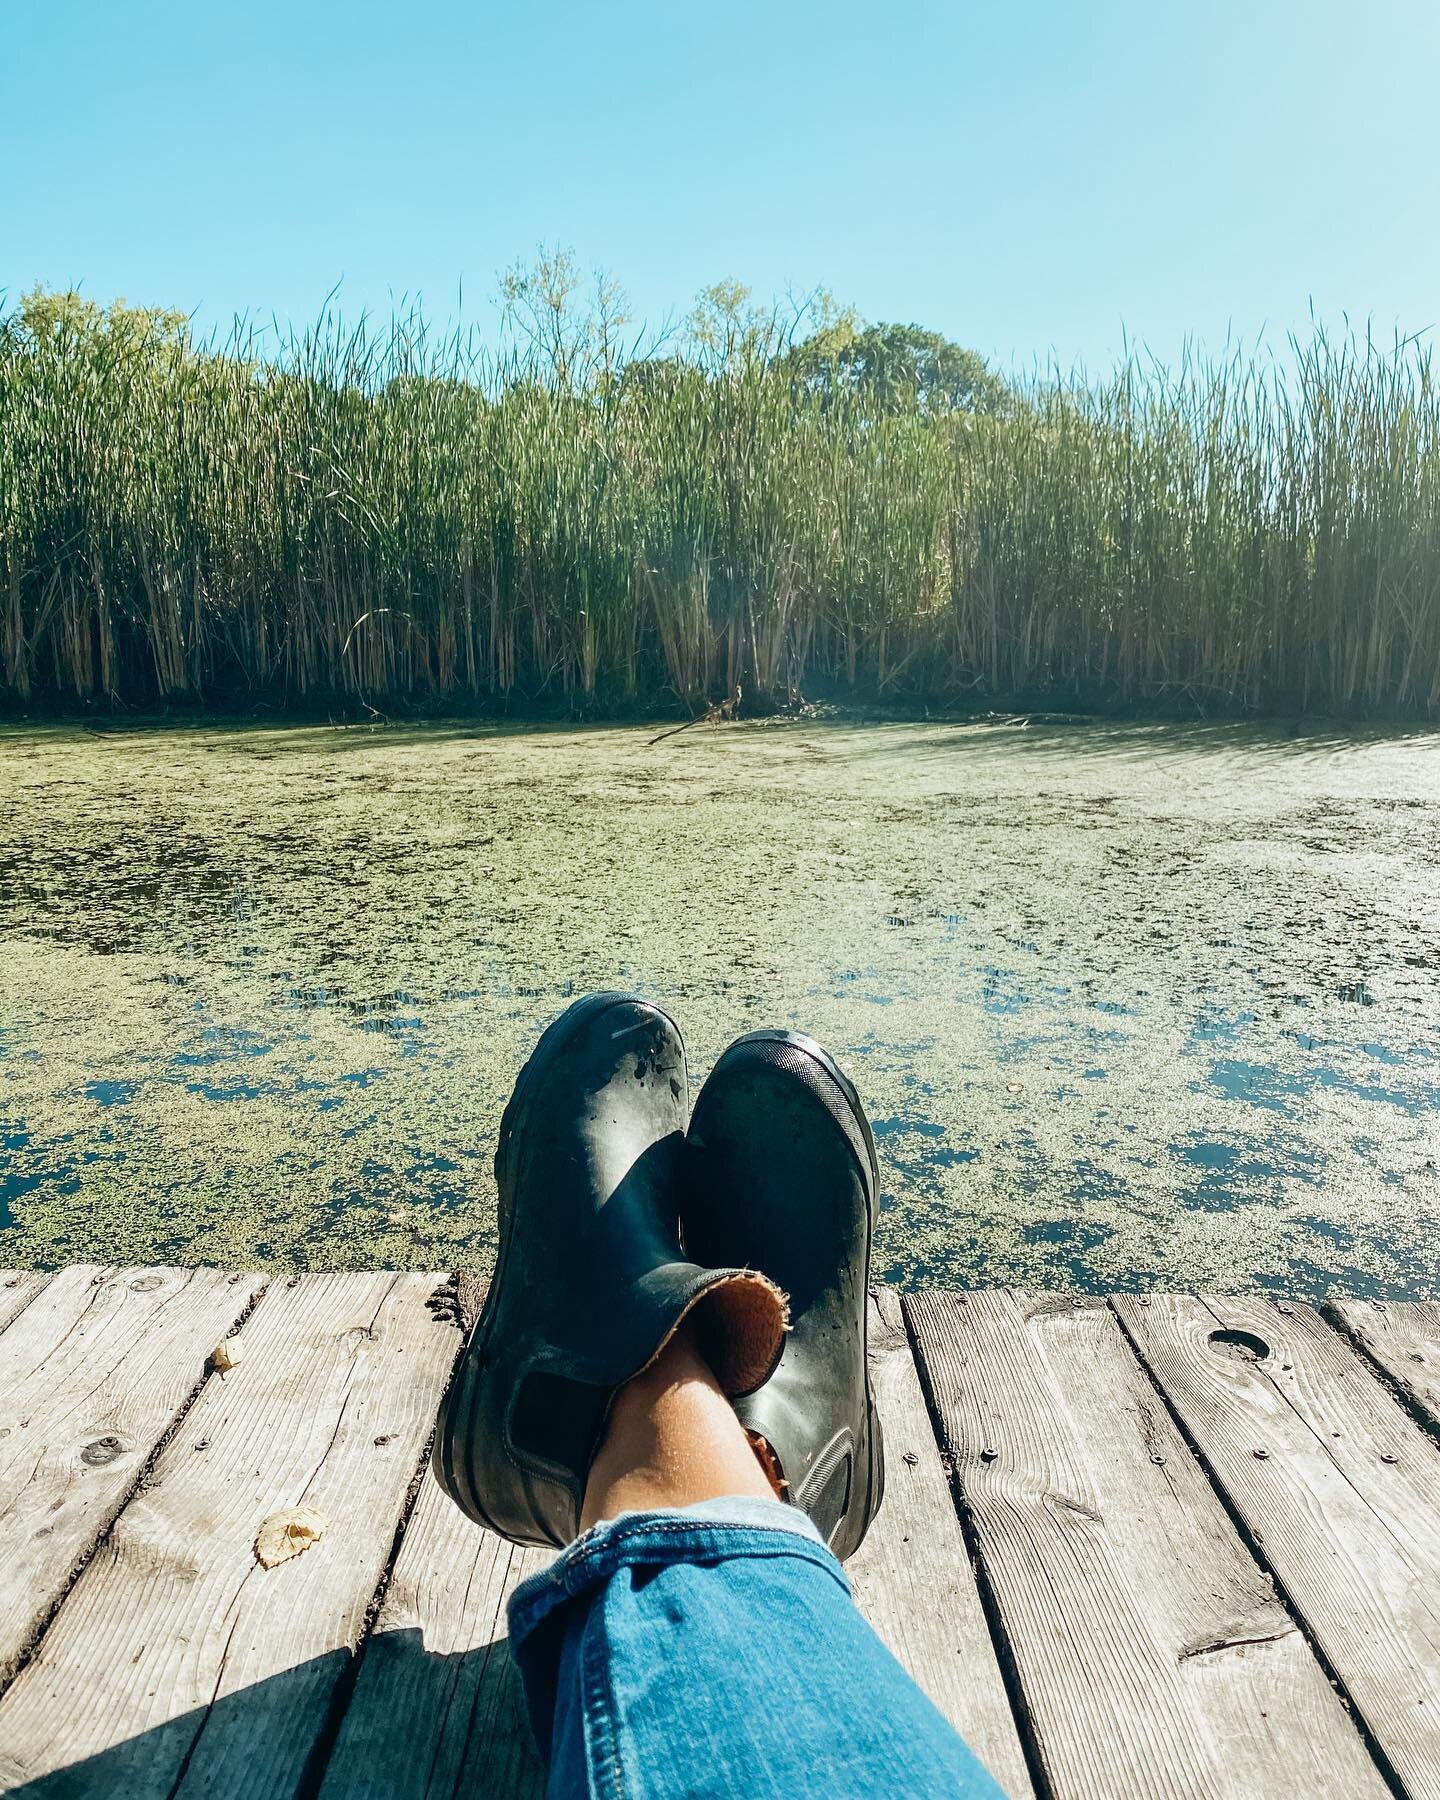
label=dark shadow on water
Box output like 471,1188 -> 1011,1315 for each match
806,717 -> 1440,766
0,716 -> 629,757
3,1629 -> 543,1799
10,713 -> 1439,768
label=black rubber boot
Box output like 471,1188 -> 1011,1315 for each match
433,993 -> 787,1548
682,1029 -> 884,1561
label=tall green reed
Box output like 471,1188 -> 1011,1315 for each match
1,305 -> 1435,714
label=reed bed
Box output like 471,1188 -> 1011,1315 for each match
2,305 -> 1437,715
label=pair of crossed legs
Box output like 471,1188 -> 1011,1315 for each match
434,994 -> 1004,1797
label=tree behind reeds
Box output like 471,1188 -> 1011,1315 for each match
1,283 -> 1435,715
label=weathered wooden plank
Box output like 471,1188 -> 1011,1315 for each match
0,1263 -> 266,1687
319,1472 -> 551,1800
847,1290 -> 1034,1799
906,1290 -> 1387,1800
319,1273 -> 547,1800
0,1269 -> 53,1334
0,1271 -> 459,1797
1114,1293 -> 1440,1800
1329,1297 -> 1440,1435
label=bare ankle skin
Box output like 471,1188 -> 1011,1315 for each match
581,1319 -> 777,1528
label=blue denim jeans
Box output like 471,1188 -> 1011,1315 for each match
508,1497 -> 1006,1798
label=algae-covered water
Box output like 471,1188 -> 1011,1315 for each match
1,718 -> 1437,1298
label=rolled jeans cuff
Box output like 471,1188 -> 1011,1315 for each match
507,1499 -> 843,1755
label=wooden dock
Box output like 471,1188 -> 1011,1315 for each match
0,1269 -> 1437,1798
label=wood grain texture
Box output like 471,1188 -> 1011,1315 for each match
0,1270 -> 53,1335
847,1290 -> 1034,1799
319,1472 -> 550,1800
0,1263 -> 266,1687
1114,1293 -> 1440,1800
319,1268 -> 547,1800
0,1272 -> 460,1797
906,1289 -> 1386,1800
4,1277 -> 1430,1799
1329,1297 -> 1440,1434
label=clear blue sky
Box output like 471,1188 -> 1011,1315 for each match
5,0 -> 1438,374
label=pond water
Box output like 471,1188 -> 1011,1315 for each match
1,718 -> 1437,1298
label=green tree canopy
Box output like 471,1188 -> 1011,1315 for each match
785,319 -> 1009,415
13,286 -> 191,352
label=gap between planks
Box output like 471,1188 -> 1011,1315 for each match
1112,1293 -> 1440,1800
905,1290 -> 1404,1800
0,1273 -> 1027,1799
0,1266 -> 269,1693
0,1272 -> 460,1796
1325,1297 -> 1440,1444
5,1274 -> 1433,1800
